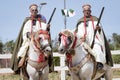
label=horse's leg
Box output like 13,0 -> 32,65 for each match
70,72 -> 80,80
80,63 -> 93,80
21,66 -> 29,80
41,65 -> 49,80
26,63 -> 39,80
104,65 -> 112,80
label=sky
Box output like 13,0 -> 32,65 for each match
0,0 -> 120,43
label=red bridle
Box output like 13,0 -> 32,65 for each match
59,32 -> 68,48
59,32 -> 77,67
59,32 -> 77,49
32,30 -> 50,63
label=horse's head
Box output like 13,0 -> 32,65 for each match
58,29 -> 76,54
31,29 -> 52,57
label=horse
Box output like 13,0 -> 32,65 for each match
26,29 -> 52,80
57,29 -> 112,80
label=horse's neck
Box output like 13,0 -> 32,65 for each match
28,42 -> 40,61
72,41 -> 87,66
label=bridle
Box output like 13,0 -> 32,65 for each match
58,31 -> 96,79
58,32 -> 78,52
30,30 -> 51,62
27,29 -> 51,72
58,31 -> 87,68
32,30 -> 50,52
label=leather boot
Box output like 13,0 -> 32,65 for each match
97,62 -> 103,70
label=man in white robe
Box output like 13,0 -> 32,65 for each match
17,4 -> 48,58
75,4 -> 110,70
11,3 -> 54,74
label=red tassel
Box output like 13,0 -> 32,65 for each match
66,53 -> 72,67
38,53 -> 45,63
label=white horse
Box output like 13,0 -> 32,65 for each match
58,29 -> 112,80
26,29 -> 52,80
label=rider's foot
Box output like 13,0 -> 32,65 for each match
97,62 -> 103,70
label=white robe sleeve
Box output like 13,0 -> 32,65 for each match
22,20 -> 31,41
17,20 -> 31,58
76,23 -> 86,39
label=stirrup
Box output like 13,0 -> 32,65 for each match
96,62 -> 103,70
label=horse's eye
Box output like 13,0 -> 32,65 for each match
68,36 -> 71,40
67,36 -> 72,45
39,37 -> 43,42
58,33 -> 62,42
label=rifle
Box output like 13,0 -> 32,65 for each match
46,8 -> 56,31
91,7 -> 105,48
48,8 -> 56,24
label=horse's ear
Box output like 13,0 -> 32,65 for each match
58,33 -> 62,42
59,33 -> 62,36
68,36 -> 71,40
67,36 -> 72,45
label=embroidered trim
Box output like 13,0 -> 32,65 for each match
84,16 -> 99,45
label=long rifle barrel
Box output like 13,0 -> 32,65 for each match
91,7 -> 105,48
48,8 -> 56,24
96,7 -> 104,26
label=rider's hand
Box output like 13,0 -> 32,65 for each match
27,32 -> 31,39
47,24 -> 50,31
80,37 -> 86,42
95,26 -> 101,31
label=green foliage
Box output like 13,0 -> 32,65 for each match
112,54 -> 120,64
0,41 -> 3,53
109,33 -> 120,50
109,43 -> 115,50
52,48 -> 58,52
53,57 -> 60,66
4,40 -> 15,53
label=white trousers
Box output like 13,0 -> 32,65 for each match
92,43 -> 106,64
17,41 -> 29,58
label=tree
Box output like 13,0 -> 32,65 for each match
109,33 -> 120,50
0,40 -> 3,54
4,40 -> 15,53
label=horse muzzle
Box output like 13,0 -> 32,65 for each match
43,46 -> 52,57
45,46 -> 51,52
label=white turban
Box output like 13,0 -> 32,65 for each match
29,4 -> 38,9
82,4 -> 91,11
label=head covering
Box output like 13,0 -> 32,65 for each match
82,4 -> 91,11
29,4 -> 38,9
